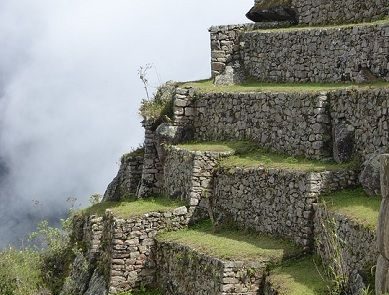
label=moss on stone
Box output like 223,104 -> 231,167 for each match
81,196 -> 185,219
321,188 -> 381,230
183,79 -> 389,94
267,256 -> 328,295
157,221 -> 302,262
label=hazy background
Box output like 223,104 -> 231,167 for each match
0,0 -> 252,247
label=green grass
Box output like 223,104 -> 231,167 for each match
0,248 -> 45,295
81,196 -> 185,219
178,141 -> 357,172
158,221 -> 302,262
321,188 -> 381,230
268,256 -> 328,295
183,79 -> 389,94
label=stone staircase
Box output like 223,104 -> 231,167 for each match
68,1 -> 389,294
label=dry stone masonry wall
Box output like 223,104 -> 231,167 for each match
103,154 -> 143,201
193,91 -> 331,160
329,88 -> 389,162
241,23 -> 389,83
314,205 -> 378,280
163,146 -> 232,221
253,0 -> 389,25
213,167 -> 358,249
102,208 -> 189,294
155,241 -> 264,295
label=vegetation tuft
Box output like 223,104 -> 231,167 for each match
321,188 -> 381,230
81,195 -> 185,219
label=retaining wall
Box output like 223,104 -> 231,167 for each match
214,167 -> 358,248
163,146 -> 232,221
101,208 -> 189,294
329,88 -> 389,161
193,91 -> 331,159
241,23 -> 389,83
155,241 -> 264,295
104,154 -> 144,201
253,0 -> 389,25
314,205 -> 378,277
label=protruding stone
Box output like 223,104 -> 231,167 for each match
333,121 -> 355,163
377,198 -> 389,259
246,0 -> 297,23
359,153 -> 382,197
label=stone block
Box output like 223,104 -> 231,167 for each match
376,255 -> 389,295
381,154 -> 389,199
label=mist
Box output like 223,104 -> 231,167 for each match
0,1 -> 253,247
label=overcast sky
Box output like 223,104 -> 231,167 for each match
0,0 -> 253,246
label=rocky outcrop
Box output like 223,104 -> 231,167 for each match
103,150 -> 144,201
246,0 -> 297,23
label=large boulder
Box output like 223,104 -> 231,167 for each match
333,121 -> 355,163
359,153 -> 382,197
84,270 -> 107,295
246,0 -> 297,23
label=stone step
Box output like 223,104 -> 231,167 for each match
314,188 -> 380,288
155,222 -> 304,295
210,18 -> 389,84
263,256 -> 328,295
174,84 -> 389,161
163,142 -> 359,249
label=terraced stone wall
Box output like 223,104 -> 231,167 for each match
253,0 -> 389,25
137,120 -> 164,198
314,205 -> 378,278
242,23 -> 389,83
155,241 -> 264,295
213,167 -> 358,248
101,209 -> 188,294
209,22 -> 291,84
163,146 -> 231,221
329,88 -> 389,161
72,214 -> 104,260
192,91 -> 331,160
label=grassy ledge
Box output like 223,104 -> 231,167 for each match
268,256 -> 328,295
321,188 -> 381,230
182,79 -> 389,94
81,196 -> 185,219
178,141 -> 356,172
157,221 -> 302,262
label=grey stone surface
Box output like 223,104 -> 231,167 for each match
381,154 -> 389,199
103,153 -> 143,201
314,205 -> 378,281
359,153 -> 382,197
156,240 -> 265,295
376,255 -> 389,295
60,253 -> 91,295
333,121 -> 355,163
214,167 -> 358,249
84,270 -> 107,295
241,24 -> 389,83
163,146 -> 232,222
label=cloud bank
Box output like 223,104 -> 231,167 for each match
0,0 -> 252,247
